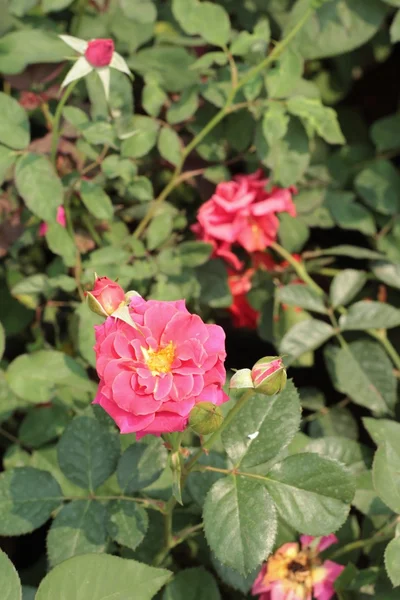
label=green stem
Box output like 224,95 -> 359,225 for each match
270,242 -> 325,297
50,80 -> 79,165
184,388 -> 255,472
132,7 -> 314,240
367,330 -> 400,372
330,518 -> 398,560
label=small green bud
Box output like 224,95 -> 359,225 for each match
229,368 -> 254,391
251,356 -> 287,396
189,402 -> 224,435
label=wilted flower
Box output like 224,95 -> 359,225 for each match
93,295 -> 228,438
86,276 -> 126,317
39,206 -> 66,237
251,356 -> 287,396
59,35 -> 131,98
193,170 -> 296,261
252,535 -> 344,600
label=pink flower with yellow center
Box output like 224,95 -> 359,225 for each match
93,295 -> 228,439
252,535 -> 344,600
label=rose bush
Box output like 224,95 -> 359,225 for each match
0,0 -> 400,599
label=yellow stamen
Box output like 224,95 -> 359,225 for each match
143,341 -> 175,375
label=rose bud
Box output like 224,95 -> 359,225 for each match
229,368 -> 254,391
86,276 -> 125,317
251,356 -> 287,396
189,402 -> 224,436
84,38 -> 115,67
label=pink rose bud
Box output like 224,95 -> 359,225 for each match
189,402 -> 224,435
251,356 -> 287,396
86,276 -> 125,317
84,39 -> 114,67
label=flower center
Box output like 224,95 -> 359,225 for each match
144,342 -> 175,375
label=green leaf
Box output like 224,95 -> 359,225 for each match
196,259 -> 232,308
0,144 -> 16,185
278,213 -> 310,253
187,452 -> 227,508
166,87 -> 198,124
41,0 -> 74,13
370,261 -> 400,290
197,2 -> 231,46
36,554 -> 172,600
176,241 -> 212,267
309,406 -> 358,440
355,160 -> 400,215
45,223 -> 77,268
128,46 -> 199,92
304,437 -> 371,475
47,500 -> 107,567
325,341 -> 396,413
80,180 -> 114,222
158,127 -> 182,167
363,417 -> 400,446
287,97 -> 345,144
143,81 -> 167,117
0,467 -> 62,535
353,471 -> 392,517
74,303 -> 103,367
6,350 -> 92,404
339,301 -> 400,330
146,213 -> 174,251
222,382 -> 301,473
0,321 -> 5,361
385,536 -> 400,587
330,269 -> 367,308
0,549 -> 21,600
15,154 -> 63,222
0,93 -> 29,151
19,405 -> 70,448
121,116 -> 159,158
390,8 -> 400,43
373,440 -> 400,513
117,438 -> 167,494
326,191 -> 376,236
280,319 -> 334,363
203,476 -> 277,575
371,113 -> 400,152
58,416 -> 120,491
316,245 -> 385,260
266,49 -> 303,99
278,284 -> 327,314
265,453 -> 354,535
262,104 -> 289,146
107,500 -> 148,551
163,567 -> 221,600
0,30 -> 71,74
286,0 -> 388,60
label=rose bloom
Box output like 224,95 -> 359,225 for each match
93,295 -> 228,438
252,535 -> 344,600
228,268 -> 258,329
192,170 -> 296,261
39,206 -> 66,237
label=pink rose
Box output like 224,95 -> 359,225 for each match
39,206 -> 66,237
93,295 -> 228,438
193,170 -> 296,258
252,534 -> 344,600
86,276 -> 126,317
228,268 -> 259,329
84,39 -> 115,67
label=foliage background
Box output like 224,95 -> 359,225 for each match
1,0 -> 400,598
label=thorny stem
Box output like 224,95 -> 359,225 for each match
50,80 -> 79,165
132,7 -> 314,240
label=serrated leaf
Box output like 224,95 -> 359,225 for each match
373,440 -> 400,514
117,438 -> 167,494
80,180 -> 114,221
176,241 -> 212,267
107,500 -> 148,551
0,467 -> 62,535
47,500 -> 107,567
15,153 -> 63,222
385,536 -> 400,587
309,406 -> 358,441
163,567 -> 221,600
187,452 -> 228,508
339,301 -> 400,330
196,259 -> 232,308
0,92 -> 30,150
325,341 -> 396,413
278,284 -> 327,314
146,213 -> 174,251
58,416 -> 120,491
158,127 -> 182,166
35,554 -> 172,600
166,87 -> 198,124
221,381 -> 301,473
143,81 -> 167,117
265,453 -> 354,535
0,549 -> 21,600
19,404 -> 70,448
278,213 -> 309,254
287,97 -> 345,144
355,160 -> 400,215
330,269 -> 367,308
203,476 -> 277,575
363,417 -> 400,447
46,223 -> 76,268
304,437 -> 371,475
121,116 -> 159,158
280,319 -> 334,363
266,49 -> 303,99
262,103 -> 289,146
370,261 -> 400,290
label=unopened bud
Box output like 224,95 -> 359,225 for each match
189,402 -> 224,435
229,368 -> 254,391
86,275 -> 125,317
251,356 -> 287,396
